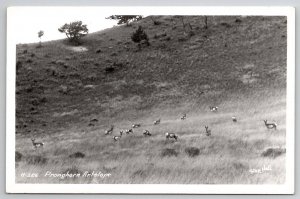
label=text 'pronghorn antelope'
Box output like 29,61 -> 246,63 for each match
264,120 -> 277,130
31,138 -> 44,149
143,130 -> 151,136
165,132 -> 178,141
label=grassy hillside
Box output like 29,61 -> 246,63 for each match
15,16 -> 287,184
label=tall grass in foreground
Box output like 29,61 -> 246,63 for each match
15,89 -> 286,184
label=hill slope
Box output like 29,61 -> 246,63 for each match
15,16 -> 287,184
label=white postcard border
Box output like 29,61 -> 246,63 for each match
6,6 -> 295,194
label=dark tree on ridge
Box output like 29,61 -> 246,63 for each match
106,15 -> 143,26
58,21 -> 88,44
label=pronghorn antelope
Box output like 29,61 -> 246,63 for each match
232,116 -> 237,122
143,130 -> 152,136
119,130 -> 124,136
205,126 -> 211,136
31,138 -> 44,149
125,129 -> 133,134
165,132 -> 178,141
154,119 -> 161,125
113,134 -> 122,141
209,106 -> 218,112
263,120 -> 277,130
105,125 -> 114,135
181,114 -> 187,120
132,123 -> 141,128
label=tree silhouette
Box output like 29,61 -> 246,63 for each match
37,30 -> 44,47
58,21 -> 88,45
106,15 -> 142,26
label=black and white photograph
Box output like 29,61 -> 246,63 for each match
6,6 -> 295,194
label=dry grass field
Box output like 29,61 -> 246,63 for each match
15,16 -> 287,184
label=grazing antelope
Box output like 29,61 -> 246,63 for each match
113,134 -> 122,141
31,138 -> 44,149
232,116 -> 237,122
205,126 -> 211,136
125,129 -> 133,134
181,114 -> 187,120
154,119 -> 161,125
209,106 -> 218,112
132,123 -> 141,128
264,120 -> 277,130
143,130 -> 152,136
105,125 -> 114,135
165,132 -> 178,141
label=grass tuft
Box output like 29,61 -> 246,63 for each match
185,147 -> 200,157
69,152 -> 85,158
161,148 -> 179,157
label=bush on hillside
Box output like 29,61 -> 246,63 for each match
150,16 -> 161,25
69,152 -> 85,159
161,148 -> 179,157
235,18 -> 242,23
185,147 -> 200,157
261,147 -> 286,158
131,26 -> 150,48
26,155 -> 48,165
105,66 -> 115,73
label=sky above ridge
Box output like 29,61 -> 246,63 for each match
10,7 -> 119,44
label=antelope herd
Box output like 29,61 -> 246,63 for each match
99,106 -> 278,143
30,106 -> 279,149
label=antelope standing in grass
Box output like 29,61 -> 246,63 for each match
181,114 -> 187,120
132,123 -> 141,128
205,126 -> 211,136
143,130 -> 152,136
125,129 -> 133,134
119,130 -> 124,136
113,134 -> 122,141
165,132 -> 178,141
105,125 -> 114,135
31,138 -> 44,149
232,116 -> 237,122
264,120 -> 277,130
154,119 -> 161,125
209,106 -> 218,112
